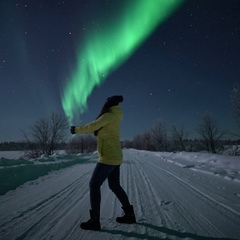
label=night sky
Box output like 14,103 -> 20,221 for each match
1,0 -> 240,142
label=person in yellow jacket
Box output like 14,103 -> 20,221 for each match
70,95 -> 136,231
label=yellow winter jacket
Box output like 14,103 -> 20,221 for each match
75,105 -> 123,165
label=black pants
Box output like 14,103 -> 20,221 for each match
89,163 -> 130,213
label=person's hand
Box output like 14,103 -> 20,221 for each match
70,126 -> 76,134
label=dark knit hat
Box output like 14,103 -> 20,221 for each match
105,95 -> 123,108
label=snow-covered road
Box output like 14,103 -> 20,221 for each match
0,149 -> 240,240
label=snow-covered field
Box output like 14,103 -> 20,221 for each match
0,149 -> 240,240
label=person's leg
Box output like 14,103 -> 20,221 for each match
80,163 -> 116,230
108,166 -> 136,224
107,165 -> 130,207
89,163 -> 116,213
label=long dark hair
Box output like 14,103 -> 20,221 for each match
94,95 -> 123,136
94,103 -> 110,136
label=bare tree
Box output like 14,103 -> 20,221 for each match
143,130 -> 156,151
67,135 -> 97,154
232,83 -> 240,118
170,125 -> 188,151
23,112 -> 69,158
196,113 -> 227,153
132,133 -> 145,150
150,119 -> 168,151
121,139 -> 133,149
48,112 -> 69,154
231,83 -> 240,137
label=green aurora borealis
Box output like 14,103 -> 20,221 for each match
61,0 -> 184,123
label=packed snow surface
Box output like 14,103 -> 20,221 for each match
0,149 -> 240,240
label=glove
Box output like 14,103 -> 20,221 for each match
70,126 -> 76,134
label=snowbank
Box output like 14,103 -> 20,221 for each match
0,152 -> 98,195
152,151 -> 240,182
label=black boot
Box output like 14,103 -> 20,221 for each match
80,210 -> 101,231
116,205 -> 136,224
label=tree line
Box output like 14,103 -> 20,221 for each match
0,84 -> 239,157
121,116 -> 240,155
122,84 -> 240,155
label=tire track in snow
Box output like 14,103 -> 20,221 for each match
22,178 -> 90,239
128,151 -> 191,236
153,162 -> 240,234
120,152 -> 171,239
32,183 -> 89,240
122,156 -> 147,220
148,155 -> 240,217
0,165 -> 93,240
148,152 -> 240,237
146,160 -> 224,236
124,150 -> 240,239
